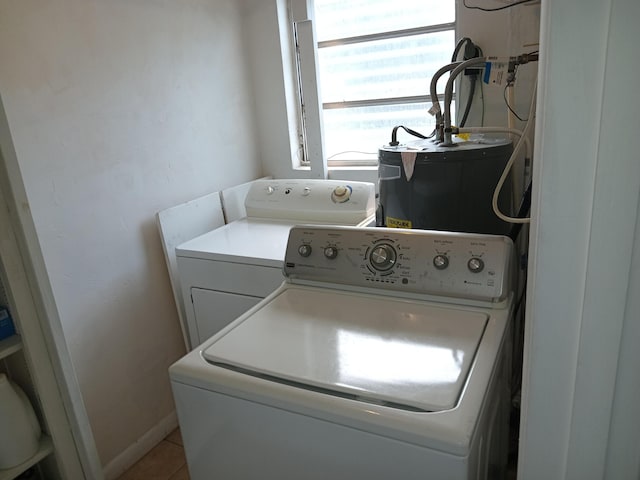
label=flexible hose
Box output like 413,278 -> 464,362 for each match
451,37 -> 472,62
490,78 -> 538,224
443,57 -> 488,145
450,38 -> 481,128
429,62 -> 462,141
457,127 -> 531,218
459,75 -> 476,128
445,59 -> 537,224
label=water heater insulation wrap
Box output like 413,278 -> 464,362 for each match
377,139 -> 513,235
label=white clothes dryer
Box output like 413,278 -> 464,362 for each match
170,225 -> 515,480
175,179 -> 375,349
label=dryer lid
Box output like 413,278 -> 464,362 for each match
203,287 -> 488,412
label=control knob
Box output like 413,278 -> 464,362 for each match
298,244 -> 312,257
331,185 -> 352,203
324,246 -> 338,259
433,255 -> 449,270
467,257 -> 485,273
370,244 -> 396,271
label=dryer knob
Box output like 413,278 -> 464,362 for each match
298,244 -> 312,257
331,185 -> 352,203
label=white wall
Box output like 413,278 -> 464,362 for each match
0,0 -> 261,473
457,0 -> 540,129
242,0 -> 302,181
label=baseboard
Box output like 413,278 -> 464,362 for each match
102,410 -> 178,480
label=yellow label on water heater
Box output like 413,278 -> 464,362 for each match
385,216 -> 412,229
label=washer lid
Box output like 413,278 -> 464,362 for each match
203,287 -> 488,412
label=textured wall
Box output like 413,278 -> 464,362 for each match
0,0 -> 261,470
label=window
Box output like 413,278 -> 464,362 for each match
291,0 -> 456,171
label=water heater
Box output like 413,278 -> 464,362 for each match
377,139 -> 513,235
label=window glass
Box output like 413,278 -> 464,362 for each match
314,0 -> 455,42
323,101 -> 455,165
298,0 -> 456,166
319,30 -> 455,104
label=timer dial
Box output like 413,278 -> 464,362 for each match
369,244 -> 397,271
331,185 -> 352,203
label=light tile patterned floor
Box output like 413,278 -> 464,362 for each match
118,429 -> 189,480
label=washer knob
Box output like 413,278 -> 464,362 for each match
303,186 -> 311,196
433,255 -> 449,270
370,244 -> 396,271
324,246 -> 338,259
331,185 -> 352,203
298,244 -> 312,257
267,186 -> 275,194
467,257 -> 485,273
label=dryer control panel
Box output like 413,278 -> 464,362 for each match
244,179 -> 375,225
283,226 -> 514,303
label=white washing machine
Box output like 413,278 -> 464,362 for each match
175,179 -> 375,349
170,225 -> 515,479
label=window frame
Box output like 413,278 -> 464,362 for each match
289,0 -> 458,175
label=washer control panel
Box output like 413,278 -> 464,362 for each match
283,226 -> 514,302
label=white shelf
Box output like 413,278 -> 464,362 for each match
0,435 -> 53,480
0,338 -> 56,479
0,335 -> 22,361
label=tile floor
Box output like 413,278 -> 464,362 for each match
117,429 -> 189,480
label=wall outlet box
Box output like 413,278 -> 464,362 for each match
0,306 -> 16,340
